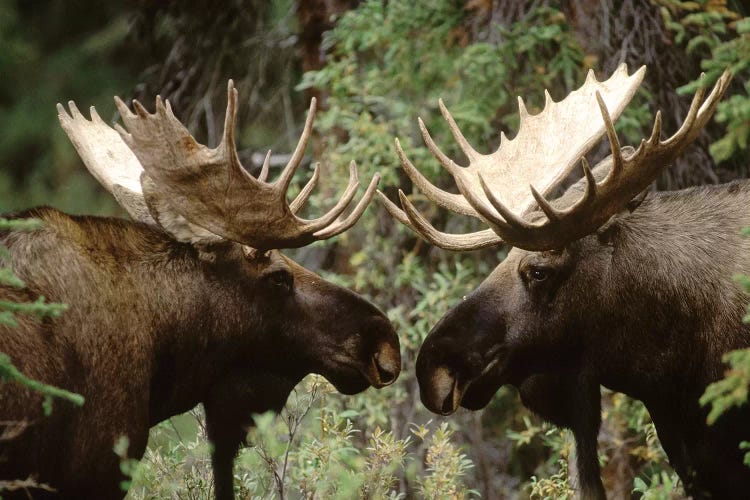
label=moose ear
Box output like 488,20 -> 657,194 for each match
595,217 -> 620,247
595,171 -> 651,247
596,189 -> 648,246
626,189 -> 649,213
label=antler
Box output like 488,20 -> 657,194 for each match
381,66 -> 731,251
58,81 -> 379,250
57,101 -> 154,225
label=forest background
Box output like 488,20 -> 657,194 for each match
2,0 -> 750,498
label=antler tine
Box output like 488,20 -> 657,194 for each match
289,162 -> 321,214
438,99 -> 480,162
418,118 -> 464,177
276,98 -> 316,194
394,138 -> 478,217
579,157 -> 598,206
517,96 -> 529,118
314,173 -> 380,238
220,81 -> 239,157
595,91 -> 623,180
661,76 -> 706,148
258,150 -> 272,182
376,187 -> 503,251
114,95 -> 135,121
474,175 -> 530,229
131,99 -> 150,118
529,184 -> 562,223
700,69 -> 732,114
297,160 -> 360,232
628,70 -> 728,166
377,189 -> 417,228
396,190 -> 503,251
648,111 -> 663,144
544,157 -> 599,218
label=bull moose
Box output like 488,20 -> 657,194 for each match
0,82 -> 401,499
380,65 -> 748,498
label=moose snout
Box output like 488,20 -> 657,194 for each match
367,341 -> 401,388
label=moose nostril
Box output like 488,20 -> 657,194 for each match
373,344 -> 400,385
429,366 -> 461,415
374,359 -> 396,384
441,385 -> 457,415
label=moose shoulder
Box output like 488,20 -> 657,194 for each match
0,83 -> 400,499
382,65 -> 747,498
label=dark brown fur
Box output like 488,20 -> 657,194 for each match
417,180 -> 750,499
0,207 -> 400,499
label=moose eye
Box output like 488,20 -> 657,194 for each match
530,268 -> 549,282
264,270 -> 293,291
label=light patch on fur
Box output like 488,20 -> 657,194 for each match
432,366 -> 455,405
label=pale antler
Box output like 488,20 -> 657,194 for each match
57,102 -> 154,225
462,70 -> 732,250
382,66 -> 731,251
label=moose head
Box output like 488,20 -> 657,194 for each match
379,65 -> 731,415
56,82 -> 401,396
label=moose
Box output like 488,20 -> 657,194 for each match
380,65 -> 749,498
0,82 -> 401,499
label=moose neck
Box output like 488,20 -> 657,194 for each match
139,240 -> 308,424
586,180 -> 750,404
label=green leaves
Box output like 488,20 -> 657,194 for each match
114,435 -> 142,492
665,2 -> 750,164
700,348 -> 750,425
698,267 -> 750,465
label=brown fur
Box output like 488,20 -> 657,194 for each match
0,207 -> 400,499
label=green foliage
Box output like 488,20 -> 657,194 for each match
124,409 -> 215,499
360,426 -> 410,498
114,436 -> 142,493
700,348 -> 750,425
699,261 -> 750,468
0,297 -> 67,328
528,459 -> 573,500
632,470 -> 682,500
507,418 -> 574,499
662,0 -> 750,163
0,0 -> 135,214
127,378 -> 473,499
414,422 -> 476,499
